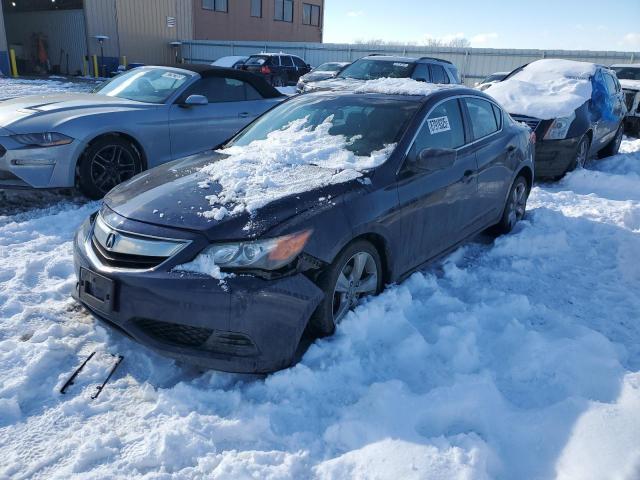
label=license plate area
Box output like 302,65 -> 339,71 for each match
79,268 -> 116,313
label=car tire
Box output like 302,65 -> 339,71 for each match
597,124 -> 624,159
78,136 -> 143,200
490,175 -> 529,236
309,240 -> 383,336
273,75 -> 286,87
567,135 -> 591,173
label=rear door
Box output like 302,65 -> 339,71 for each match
462,97 -> 513,226
280,56 -> 295,84
396,97 -> 478,272
169,76 -> 272,158
292,56 -> 310,80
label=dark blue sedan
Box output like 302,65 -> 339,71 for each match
73,85 -> 535,373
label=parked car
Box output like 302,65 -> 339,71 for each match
73,83 -> 534,373
242,53 -> 311,87
475,72 -> 509,91
301,55 -> 461,92
487,59 -> 626,178
611,63 -> 640,137
0,65 -> 283,198
211,56 -> 249,69
296,62 -> 350,93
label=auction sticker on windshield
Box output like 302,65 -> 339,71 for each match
427,116 -> 451,134
162,72 -> 186,80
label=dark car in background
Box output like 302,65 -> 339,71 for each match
296,62 -> 350,93
73,84 -> 534,373
475,72 -> 509,91
242,53 -> 311,87
611,63 -> 640,137
487,59 -> 626,178
302,55 -> 461,92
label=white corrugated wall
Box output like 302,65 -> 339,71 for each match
3,9 -> 88,75
181,40 -> 640,86
0,1 -> 9,76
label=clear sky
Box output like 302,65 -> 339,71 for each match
323,0 -> 640,52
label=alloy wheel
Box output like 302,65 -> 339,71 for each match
90,145 -> 139,194
332,251 -> 378,323
575,138 -> 589,168
507,181 -> 527,230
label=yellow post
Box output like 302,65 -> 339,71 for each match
121,55 -> 127,69
92,54 -> 99,78
83,56 -> 88,77
9,49 -> 18,77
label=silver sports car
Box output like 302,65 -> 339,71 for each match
0,65 -> 284,198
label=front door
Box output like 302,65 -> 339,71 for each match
169,77 -> 265,158
396,98 -> 479,273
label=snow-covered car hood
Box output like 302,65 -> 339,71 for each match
303,77 -> 366,92
486,59 -> 596,120
104,150 -> 366,241
620,79 -> 640,91
0,93 -> 155,132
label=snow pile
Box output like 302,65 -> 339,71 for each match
486,59 -> 596,119
353,77 -> 454,96
198,116 -> 395,220
620,79 -> 640,91
0,79 -> 640,479
0,77 -> 97,100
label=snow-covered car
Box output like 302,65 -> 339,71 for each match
302,55 -> 461,93
611,63 -> 640,137
296,62 -> 350,93
474,72 -> 509,91
487,59 -> 626,178
0,65 -> 283,198
211,55 -> 249,69
72,80 -> 534,373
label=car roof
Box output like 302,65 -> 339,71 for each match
250,52 -> 300,57
611,63 -> 640,68
361,55 -> 454,66
304,85 -> 474,102
173,64 -> 284,99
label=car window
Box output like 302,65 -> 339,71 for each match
430,64 -> 449,84
413,63 -> 431,82
183,77 -> 261,103
339,59 -> 415,80
293,57 -> 307,68
491,104 -> 503,129
603,73 -> 618,94
245,55 -> 269,66
95,68 -> 192,104
281,56 -> 294,67
410,98 -> 465,155
611,67 -> 640,81
465,98 -> 500,140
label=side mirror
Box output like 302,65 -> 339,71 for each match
412,148 -> 457,172
183,94 -> 208,107
307,64 -> 312,69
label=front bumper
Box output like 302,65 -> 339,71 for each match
72,214 -> 324,373
533,137 -> 581,178
0,136 -> 80,189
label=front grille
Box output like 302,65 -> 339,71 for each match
512,115 -> 542,132
91,236 -> 166,269
135,319 -> 213,348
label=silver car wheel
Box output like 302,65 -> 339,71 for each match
90,145 -> 138,194
507,181 -> 527,229
332,251 -> 378,324
575,138 -> 589,168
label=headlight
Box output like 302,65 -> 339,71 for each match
543,112 -> 575,140
194,230 -> 312,271
11,132 -> 73,147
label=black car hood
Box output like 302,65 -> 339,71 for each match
104,150 -> 366,241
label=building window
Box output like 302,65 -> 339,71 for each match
251,0 -> 262,17
274,0 -> 293,22
302,3 -> 320,26
203,0 -> 228,12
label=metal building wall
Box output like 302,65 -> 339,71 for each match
83,0 -> 120,60
0,1 -> 8,75
4,9 -> 88,75
181,40 -> 640,86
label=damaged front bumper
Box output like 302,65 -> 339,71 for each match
72,214 -> 325,373
533,137 -> 581,178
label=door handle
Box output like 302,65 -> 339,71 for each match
238,112 -> 251,118
462,170 -> 474,183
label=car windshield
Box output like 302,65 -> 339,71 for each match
227,94 -> 420,158
245,56 -> 269,66
612,67 -> 640,81
338,59 -> 415,80
315,63 -> 344,72
94,68 -> 192,104
482,73 -> 507,83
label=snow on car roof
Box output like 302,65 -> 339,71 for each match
353,77 -> 459,96
486,59 -> 597,120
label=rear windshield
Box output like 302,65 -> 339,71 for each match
612,67 -> 640,81
339,59 -> 415,81
246,56 -> 269,66
228,94 -> 420,158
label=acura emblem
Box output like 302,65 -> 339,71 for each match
105,232 -> 117,249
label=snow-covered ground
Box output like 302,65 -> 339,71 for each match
0,77 -> 97,100
1,78 -> 639,480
